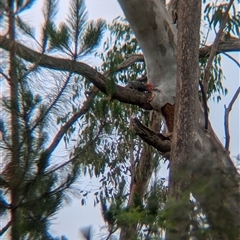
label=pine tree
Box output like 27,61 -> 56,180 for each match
0,0 -> 105,239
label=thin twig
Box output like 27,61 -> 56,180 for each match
43,86 -> 99,161
201,0 -> 235,130
0,70 -> 10,81
221,52 -> 240,68
0,220 -> 11,236
44,119 -> 105,175
31,71 -> 73,131
224,86 -> 240,151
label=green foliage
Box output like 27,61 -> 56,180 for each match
41,0 -> 59,50
0,0 -> 106,238
80,19 -> 106,56
64,0 -> 107,58
0,60 -> 83,238
16,0 -> 37,14
204,1 -> 240,36
200,1 -> 240,103
48,22 -> 70,51
199,54 -> 227,102
16,16 -> 35,39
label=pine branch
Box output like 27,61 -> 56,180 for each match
45,117 -> 106,175
31,72 -> 73,131
43,86 -> 99,161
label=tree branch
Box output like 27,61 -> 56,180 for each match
45,117 -> 106,175
43,86 -> 99,160
116,54 -> 144,71
31,72 -> 73,131
0,220 -> 11,236
199,37 -> 240,58
130,117 -> 171,153
222,52 -> 240,68
0,35 -> 153,110
224,86 -> 240,151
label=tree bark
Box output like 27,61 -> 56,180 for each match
118,0 -> 177,112
167,0 -> 201,238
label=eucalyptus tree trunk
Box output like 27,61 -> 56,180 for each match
118,0 -> 240,239
167,0 -> 201,238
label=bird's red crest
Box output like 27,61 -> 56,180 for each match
146,83 -> 153,91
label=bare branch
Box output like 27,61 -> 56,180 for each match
203,0 -> 235,92
0,220 -> 11,236
199,37 -> 240,58
45,117 -> 106,175
0,69 -> 10,81
109,37 -> 240,64
130,117 -> 171,153
116,54 -> 144,71
224,86 -> 240,151
222,52 -> 240,68
44,86 -> 99,160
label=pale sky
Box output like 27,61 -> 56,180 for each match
0,1 -> 239,239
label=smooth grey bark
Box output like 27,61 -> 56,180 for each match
118,0 -> 177,111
